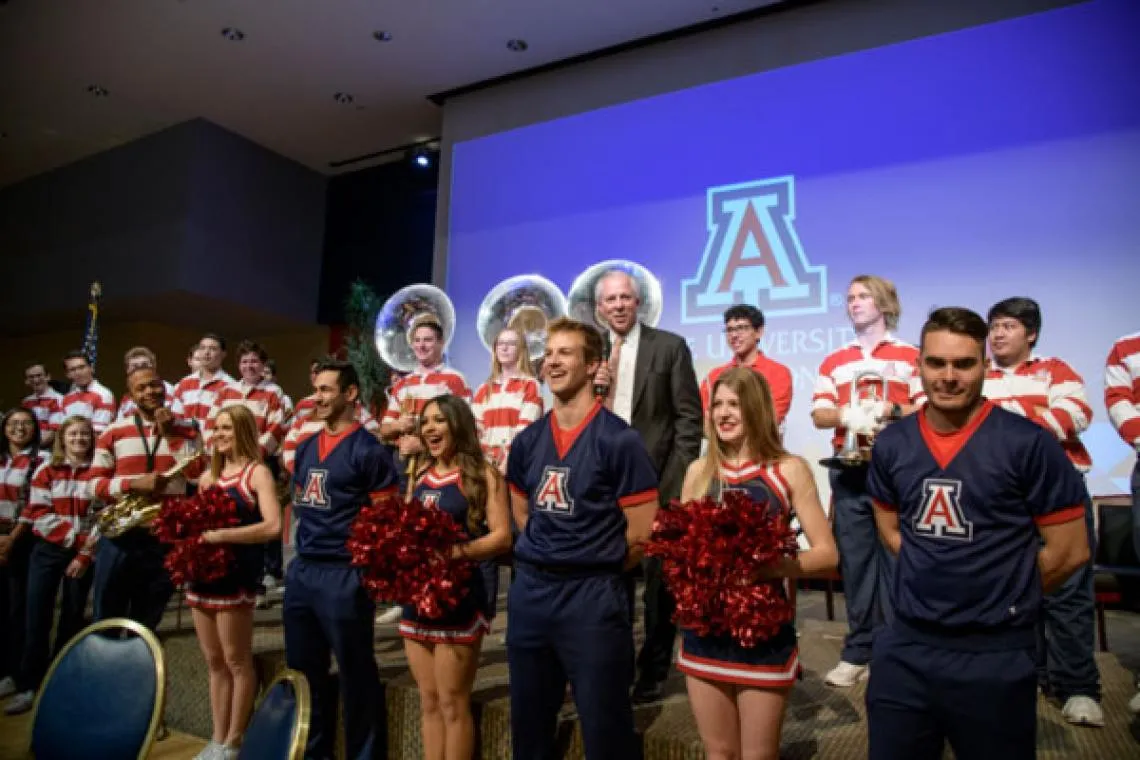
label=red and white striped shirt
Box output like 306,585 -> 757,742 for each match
471,376 -> 544,465
90,416 -> 204,502
1105,331 -> 1140,450
983,356 -> 1093,471
0,447 -> 47,533
383,365 -> 472,423
172,370 -> 237,428
204,380 -> 292,455
813,335 -> 924,451
292,395 -> 317,424
116,381 -> 179,421
58,379 -> 117,434
25,459 -> 102,561
280,403 -> 381,473
22,389 -> 63,437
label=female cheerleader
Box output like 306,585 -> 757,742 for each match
5,415 -> 99,715
0,408 -> 45,706
401,394 -> 511,760
677,367 -> 837,760
470,327 -> 544,473
190,404 -> 282,760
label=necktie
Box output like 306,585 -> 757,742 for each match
605,336 -> 623,409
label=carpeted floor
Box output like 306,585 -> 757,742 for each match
0,708 -> 206,760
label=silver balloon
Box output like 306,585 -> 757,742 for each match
476,274 -> 568,362
374,284 -> 456,373
566,259 -> 663,330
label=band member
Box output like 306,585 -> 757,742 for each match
21,362 -> 63,444
812,274 -> 922,687
90,366 -> 202,631
1104,329 -> 1140,715
401,395 -> 511,760
60,350 -> 117,435
591,269 -> 702,703
866,307 -> 1090,759
700,305 -> 794,428
0,408 -> 45,703
204,341 -> 291,455
190,405 -> 282,760
286,360 -> 398,760
264,359 -> 294,417
287,360 -> 324,424
678,368 -> 836,760
4,416 -> 100,715
506,317 -> 659,759
173,334 -> 236,429
116,347 -> 178,420
471,327 -> 544,473
984,297 -> 1102,726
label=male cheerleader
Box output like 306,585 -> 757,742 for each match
866,307 -> 1089,760
90,366 -> 202,631
286,360 -> 398,760
506,317 -> 659,760
985,297 -> 1102,726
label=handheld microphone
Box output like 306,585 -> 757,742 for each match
594,332 -> 612,398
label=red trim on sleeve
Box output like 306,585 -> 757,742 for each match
1034,504 -> 1085,527
508,482 -> 527,499
369,486 -> 397,504
872,499 -> 897,512
618,488 -> 659,509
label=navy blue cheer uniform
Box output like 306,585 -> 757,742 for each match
864,402 -> 1088,760
399,467 -> 492,644
506,402 -> 658,760
185,463 -> 263,610
285,423 -> 398,760
675,460 -> 799,689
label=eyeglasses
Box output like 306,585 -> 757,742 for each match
496,341 -> 520,348
6,420 -> 34,429
723,325 -> 755,335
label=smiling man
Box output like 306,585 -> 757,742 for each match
700,304 -> 793,427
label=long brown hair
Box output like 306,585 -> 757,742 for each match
418,394 -> 499,535
695,367 -> 788,497
209,404 -> 262,479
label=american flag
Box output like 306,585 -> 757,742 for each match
82,282 -> 102,371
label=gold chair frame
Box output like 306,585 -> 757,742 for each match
245,667 -> 312,760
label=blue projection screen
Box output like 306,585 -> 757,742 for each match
445,0 -> 1140,498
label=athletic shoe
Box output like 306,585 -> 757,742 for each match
824,660 -> 868,687
1061,695 -> 1104,727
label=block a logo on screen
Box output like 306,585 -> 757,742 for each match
681,176 -> 826,324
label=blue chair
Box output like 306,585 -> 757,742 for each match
238,668 -> 311,760
1093,495 -> 1140,651
31,617 -> 165,760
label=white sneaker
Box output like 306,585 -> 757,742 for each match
0,676 -> 16,699
1128,690 -> 1140,715
262,575 -> 279,593
193,741 -> 223,760
1061,695 -> 1105,727
220,745 -> 240,760
375,605 -> 402,625
4,690 -> 35,715
824,660 -> 869,687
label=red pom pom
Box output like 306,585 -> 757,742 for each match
647,490 -> 798,647
152,487 -> 242,585
348,496 -> 474,619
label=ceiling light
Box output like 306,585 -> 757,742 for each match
409,146 -> 436,169
333,92 -> 355,105
221,27 -> 246,41
86,85 -> 109,97
506,39 -> 528,52
372,30 -> 393,42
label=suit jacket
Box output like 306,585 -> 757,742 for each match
627,324 -> 703,504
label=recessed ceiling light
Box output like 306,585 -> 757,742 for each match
372,30 -> 393,42
506,39 -> 528,52
333,92 -> 355,105
86,85 -> 109,97
221,27 -> 245,41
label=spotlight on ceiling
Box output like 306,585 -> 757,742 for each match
410,146 -> 436,169
372,30 -> 393,42
506,39 -> 528,52
86,85 -> 109,97
221,27 -> 246,41
333,92 -> 355,105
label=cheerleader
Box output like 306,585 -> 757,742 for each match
5,415 -> 99,715
0,408 -> 45,703
676,368 -> 837,760
471,327 -> 544,473
189,405 -> 282,760
401,394 -> 511,760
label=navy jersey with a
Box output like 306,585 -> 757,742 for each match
866,402 -> 1088,645
676,461 -> 799,688
187,463 -> 264,608
506,403 -> 658,567
292,424 -> 398,560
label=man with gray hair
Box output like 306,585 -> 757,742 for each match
592,269 -> 702,702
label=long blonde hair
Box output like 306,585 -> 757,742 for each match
209,404 -> 262,479
51,415 -> 94,466
694,367 -> 788,497
489,328 -> 534,383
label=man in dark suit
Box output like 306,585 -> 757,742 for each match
593,269 -> 702,702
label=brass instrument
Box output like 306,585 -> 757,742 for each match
96,455 -> 200,539
820,370 -> 899,469
476,274 -> 568,364
566,259 -> 664,331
